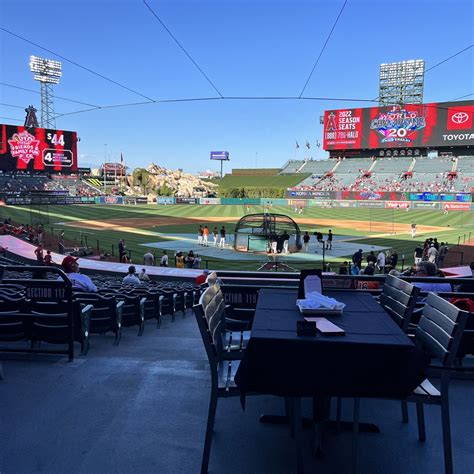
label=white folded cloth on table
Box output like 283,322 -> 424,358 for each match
296,292 -> 346,310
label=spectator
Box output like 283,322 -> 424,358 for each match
143,250 -> 155,266
37,226 -> 44,245
34,244 -> 44,263
192,254 -> 202,269
195,269 -> 210,285
338,261 -> 349,275
60,256 -> 97,292
366,251 -> 377,265
175,252 -> 185,268
357,265 -> 380,290
414,244 -> 423,264
376,250 -> 386,273
427,244 -> 438,263
303,231 -> 310,252
186,250 -> 195,268
390,250 -> 399,268
43,250 -> 53,265
123,265 -> 141,285
160,250 -> 169,267
352,249 -> 363,269
350,263 -> 360,275
437,242 -> 449,267
118,239 -> 126,262
138,268 -> 150,281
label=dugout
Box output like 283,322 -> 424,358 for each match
234,213 -> 302,254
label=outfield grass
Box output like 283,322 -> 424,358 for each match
1,204 -> 472,271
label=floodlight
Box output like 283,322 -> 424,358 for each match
29,55 -> 62,128
379,59 -> 425,105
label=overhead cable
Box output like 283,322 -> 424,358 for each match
0,27 -> 156,102
0,82 -> 100,108
298,0 -> 348,98
143,0 -> 224,98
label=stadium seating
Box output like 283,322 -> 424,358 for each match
280,160 -> 304,173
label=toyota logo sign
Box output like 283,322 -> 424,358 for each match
451,112 -> 469,124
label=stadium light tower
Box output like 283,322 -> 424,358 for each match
379,59 -> 424,106
29,55 -> 62,129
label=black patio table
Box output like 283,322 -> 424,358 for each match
235,288 -> 427,401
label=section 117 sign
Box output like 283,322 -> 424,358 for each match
210,151 -> 229,160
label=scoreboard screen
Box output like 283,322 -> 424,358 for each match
0,124 -> 78,173
323,100 -> 474,151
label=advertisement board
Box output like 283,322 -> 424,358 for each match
287,190 -> 332,199
413,202 -> 440,209
443,202 -> 471,211
157,197 -> 175,205
357,201 -> 385,208
95,196 -> 124,205
408,192 -> 439,201
323,100 -> 474,150
176,197 -> 197,204
332,200 -> 357,208
0,124 -> 78,172
439,193 -> 471,202
210,151 -> 229,161
199,197 -> 221,205
385,201 -> 410,209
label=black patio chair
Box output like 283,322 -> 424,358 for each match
351,293 -> 469,474
379,275 -> 421,333
193,286 -> 243,474
201,283 -> 250,357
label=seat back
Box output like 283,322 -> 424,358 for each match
416,293 -> 469,367
205,271 -> 220,289
194,286 -> 226,368
0,312 -> 27,341
380,275 -> 420,332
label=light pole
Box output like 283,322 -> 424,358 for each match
29,56 -> 62,129
103,144 -> 108,192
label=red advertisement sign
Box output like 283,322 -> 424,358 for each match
0,124 -> 77,172
447,106 -> 473,131
323,100 -> 474,150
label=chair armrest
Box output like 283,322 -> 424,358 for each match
80,303 -> 93,333
139,297 -> 146,322
225,317 -> 251,331
115,300 -> 124,327
158,295 -> 164,317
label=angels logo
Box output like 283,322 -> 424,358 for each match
8,130 -> 40,165
370,106 -> 426,143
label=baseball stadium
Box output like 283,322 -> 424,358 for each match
1,2 -> 473,474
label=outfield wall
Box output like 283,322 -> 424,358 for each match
1,194 -> 472,211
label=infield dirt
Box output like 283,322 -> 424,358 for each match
65,216 -> 449,236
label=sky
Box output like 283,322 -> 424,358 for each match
1,0 -> 473,174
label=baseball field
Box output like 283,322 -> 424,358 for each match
1,204 -> 473,271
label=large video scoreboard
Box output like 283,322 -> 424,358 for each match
323,100 -> 474,151
0,124 -> 78,173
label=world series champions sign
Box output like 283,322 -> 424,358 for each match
323,100 -> 474,150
